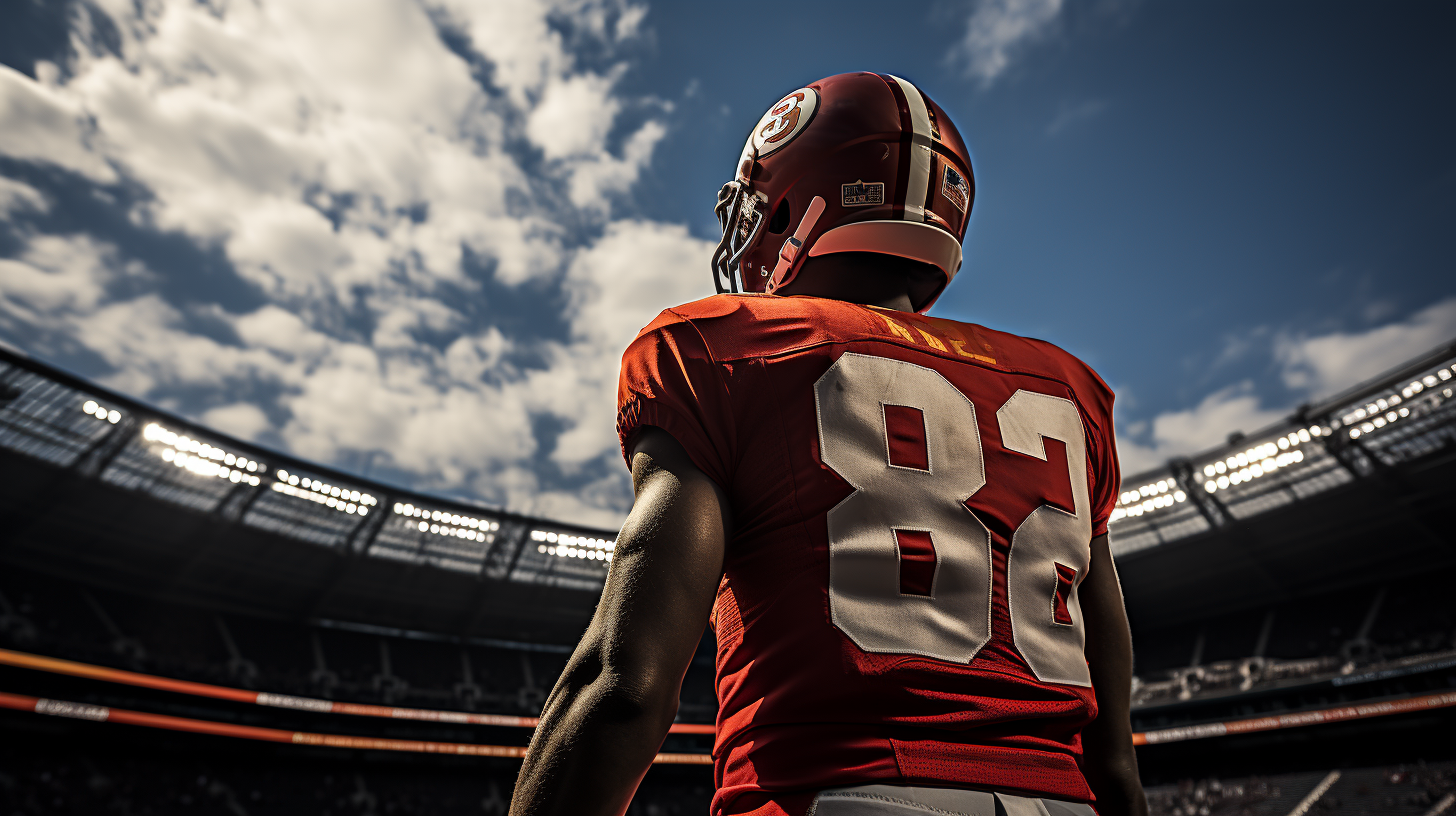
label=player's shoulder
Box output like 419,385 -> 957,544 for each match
632,294 -> 875,361
942,317 -> 1114,412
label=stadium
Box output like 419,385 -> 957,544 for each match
2,1 -> 1454,814
1,337 -> 1454,813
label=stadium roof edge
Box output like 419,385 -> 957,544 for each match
1116,337 -> 1456,487
0,345 -> 619,539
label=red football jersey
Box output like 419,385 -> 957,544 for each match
616,294 -> 1120,816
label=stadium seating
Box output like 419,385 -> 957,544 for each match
1143,764 -> 1456,816
1,332 -> 1453,809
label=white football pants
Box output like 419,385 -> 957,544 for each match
808,785 -> 1097,816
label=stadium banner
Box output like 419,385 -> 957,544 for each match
7,647 -> 1454,752
0,647 -> 715,735
0,691 -> 714,764
1133,690 -> 1456,745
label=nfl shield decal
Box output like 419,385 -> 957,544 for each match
841,180 -> 885,207
941,164 -> 970,213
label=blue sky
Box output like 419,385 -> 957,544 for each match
0,0 -> 1451,526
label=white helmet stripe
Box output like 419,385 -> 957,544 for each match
888,75 -> 934,224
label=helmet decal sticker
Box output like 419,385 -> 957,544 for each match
842,180 -> 886,207
751,88 -> 819,157
942,164 -> 970,214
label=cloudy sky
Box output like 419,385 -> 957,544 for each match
0,0 -> 1451,527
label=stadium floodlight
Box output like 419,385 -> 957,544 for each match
529,528 -> 616,563
270,473 -> 372,515
145,420 -> 263,487
397,503 -> 500,544
81,400 -> 123,424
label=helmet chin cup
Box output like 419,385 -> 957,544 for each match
766,195 -> 827,294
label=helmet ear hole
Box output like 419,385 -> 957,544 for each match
768,199 -> 791,234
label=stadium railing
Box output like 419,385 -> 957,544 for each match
0,345 -> 615,590
1104,340 -> 1456,555
2,341 -> 1453,580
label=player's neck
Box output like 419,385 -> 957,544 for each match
776,255 -> 920,312
782,289 -> 915,311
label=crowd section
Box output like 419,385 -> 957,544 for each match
5,565 -> 1453,723
2,567 -> 1454,813
3,737 -> 1452,816
0,568 -> 718,722
2,564 -> 1453,721
0,740 -> 710,815
1130,574 -> 1455,708
1144,764 -> 1456,815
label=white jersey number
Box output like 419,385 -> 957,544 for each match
815,353 -> 1093,686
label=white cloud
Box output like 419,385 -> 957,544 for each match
1275,298 -> 1456,399
564,118 -> 668,211
0,177 -> 48,216
949,0 -> 1064,88
546,220 -> 715,468
0,64 -> 117,182
0,0 -> 682,525
1116,383 -> 1285,475
1117,299 -> 1456,475
528,70 -> 624,160
201,403 -> 272,441
0,237 -> 116,321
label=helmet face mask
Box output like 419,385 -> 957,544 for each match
710,73 -> 975,313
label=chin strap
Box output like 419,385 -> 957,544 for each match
765,195 -> 826,294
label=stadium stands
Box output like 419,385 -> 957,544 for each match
0,733 -> 714,815
1143,764 -> 1456,816
1130,571 -> 1456,709
0,554 -> 1448,717
1,339 -> 1454,810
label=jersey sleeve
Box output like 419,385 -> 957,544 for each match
1084,380 -> 1120,539
616,309 -> 735,490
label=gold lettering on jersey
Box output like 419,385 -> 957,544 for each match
916,328 -> 948,352
949,337 -> 996,364
874,310 -> 998,363
876,313 -> 917,343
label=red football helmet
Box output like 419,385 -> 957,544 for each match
711,72 -> 975,313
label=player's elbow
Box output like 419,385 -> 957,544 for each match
565,674 -> 679,747
599,665 -> 682,731
566,646 -> 681,732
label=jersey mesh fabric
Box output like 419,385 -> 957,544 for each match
616,295 -> 1119,816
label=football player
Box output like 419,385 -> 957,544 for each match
511,72 -> 1147,816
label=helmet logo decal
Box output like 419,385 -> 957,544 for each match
842,180 -> 885,207
751,88 -> 819,157
941,164 -> 970,214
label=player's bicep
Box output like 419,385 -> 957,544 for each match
1079,534 -> 1134,692
586,427 -> 728,702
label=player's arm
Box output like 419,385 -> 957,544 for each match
1079,533 -> 1148,816
509,426 -> 729,816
